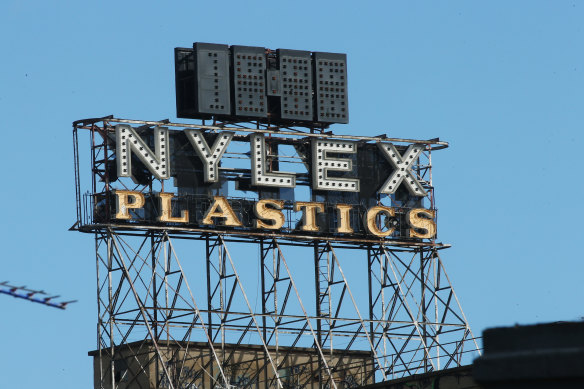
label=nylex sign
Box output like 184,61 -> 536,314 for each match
111,124 -> 437,240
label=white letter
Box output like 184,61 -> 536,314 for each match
377,143 -> 426,196
116,124 -> 170,182
311,139 -> 359,192
251,134 -> 296,188
185,129 -> 234,182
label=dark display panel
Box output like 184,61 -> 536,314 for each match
175,43 -> 349,127
232,45 -> 267,118
193,43 -> 231,116
313,52 -> 348,123
277,49 -> 313,121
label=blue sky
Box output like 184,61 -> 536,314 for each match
1,1 -> 583,387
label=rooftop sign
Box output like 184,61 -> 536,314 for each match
75,119 -> 445,244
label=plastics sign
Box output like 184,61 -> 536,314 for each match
107,124 -> 437,242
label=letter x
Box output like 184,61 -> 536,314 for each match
377,143 -> 427,196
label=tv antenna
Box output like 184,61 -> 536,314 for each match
0,281 -> 77,310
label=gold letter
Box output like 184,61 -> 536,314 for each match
201,196 -> 243,227
254,199 -> 285,230
115,190 -> 145,220
158,193 -> 189,223
407,208 -> 436,239
294,202 -> 325,232
335,204 -> 353,233
364,206 -> 396,237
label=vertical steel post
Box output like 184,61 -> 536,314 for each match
367,246 -> 374,351
151,232 -> 160,387
205,236 -> 214,385
260,238 -> 269,387
107,231 -> 115,389
313,241 -> 323,389
420,248 -> 428,373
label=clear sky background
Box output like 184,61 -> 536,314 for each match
1,1 -> 583,387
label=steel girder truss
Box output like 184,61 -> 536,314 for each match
77,117 -> 479,389
94,229 -> 479,389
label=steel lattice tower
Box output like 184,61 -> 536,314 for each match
73,117 -> 480,389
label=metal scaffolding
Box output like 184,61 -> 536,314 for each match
74,117 -> 480,389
